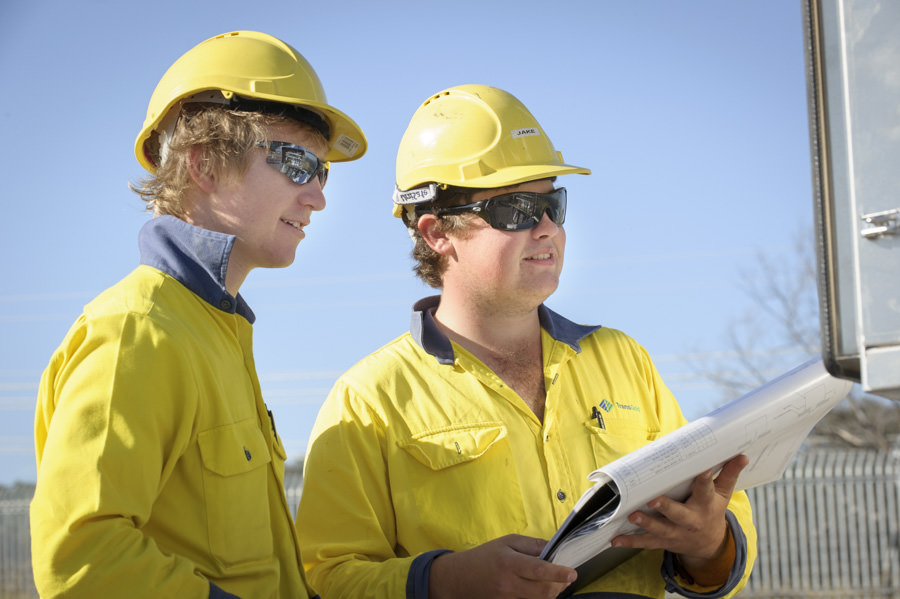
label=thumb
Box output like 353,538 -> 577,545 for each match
714,454 -> 750,498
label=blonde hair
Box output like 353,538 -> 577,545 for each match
131,104 -> 326,217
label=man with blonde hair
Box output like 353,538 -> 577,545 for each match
31,31 -> 365,599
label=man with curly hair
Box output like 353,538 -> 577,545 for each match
297,84 -> 756,599
31,31 -> 365,599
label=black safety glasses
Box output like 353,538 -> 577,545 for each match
257,141 -> 329,188
435,187 -> 567,231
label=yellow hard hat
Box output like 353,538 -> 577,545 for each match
392,84 -> 590,218
135,30 -> 367,173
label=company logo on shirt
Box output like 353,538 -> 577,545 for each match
599,399 -> 614,412
615,401 -> 641,413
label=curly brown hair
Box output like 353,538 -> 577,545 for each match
405,186 -> 479,288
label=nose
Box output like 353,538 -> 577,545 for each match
301,181 -> 327,212
532,211 -> 561,237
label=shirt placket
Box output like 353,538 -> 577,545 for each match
541,340 -> 581,525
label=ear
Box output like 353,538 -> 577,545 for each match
418,214 -> 456,256
187,146 -> 217,193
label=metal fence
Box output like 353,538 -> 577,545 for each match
0,497 -> 35,599
742,448 -> 900,598
3,448 -> 899,598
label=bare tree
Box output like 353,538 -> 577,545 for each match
690,227 -> 900,449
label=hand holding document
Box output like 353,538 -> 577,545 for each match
541,358 -> 854,592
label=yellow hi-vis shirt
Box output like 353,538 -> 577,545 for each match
298,296 -> 756,599
31,216 -> 311,599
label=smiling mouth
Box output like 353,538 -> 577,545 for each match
525,253 -> 552,261
281,219 -> 306,232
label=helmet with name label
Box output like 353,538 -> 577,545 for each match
392,84 -> 589,219
135,30 -> 367,173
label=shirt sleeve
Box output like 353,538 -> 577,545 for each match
662,507 -> 756,598
31,312 -> 210,598
297,378 -> 424,598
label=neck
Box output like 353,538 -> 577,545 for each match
434,290 -> 547,421
433,288 -> 543,363
223,265 -> 248,297
181,198 -> 248,297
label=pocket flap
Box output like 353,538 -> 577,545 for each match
199,418 -> 272,477
399,423 -> 506,471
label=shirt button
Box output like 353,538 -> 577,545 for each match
557,490 -> 566,501
220,299 -> 232,310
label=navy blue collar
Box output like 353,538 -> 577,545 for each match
138,215 -> 255,323
410,295 -> 601,365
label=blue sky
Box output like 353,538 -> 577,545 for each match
0,0 -> 816,484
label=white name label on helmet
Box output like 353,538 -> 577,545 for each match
511,127 -> 541,138
333,134 -> 361,158
394,184 -> 438,205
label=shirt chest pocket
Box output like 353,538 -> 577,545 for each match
198,418 -> 273,566
583,420 -> 662,468
394,423 -> 527,551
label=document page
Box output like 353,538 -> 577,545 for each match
542,358 -> 853,575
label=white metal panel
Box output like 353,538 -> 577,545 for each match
805,0 -> 900,399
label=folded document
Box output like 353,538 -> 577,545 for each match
541,358 -> 854,593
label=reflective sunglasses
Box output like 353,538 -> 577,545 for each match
434,187 -> 567,231
257,141 -> 329,187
